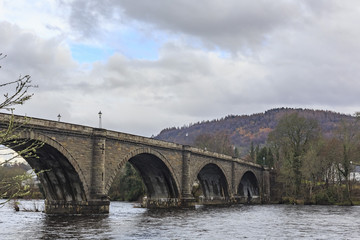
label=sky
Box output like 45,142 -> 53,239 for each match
1,0 -> 360,137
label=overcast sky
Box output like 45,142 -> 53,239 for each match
1,0 -> 360,137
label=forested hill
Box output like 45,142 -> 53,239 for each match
154,108 -> 354,153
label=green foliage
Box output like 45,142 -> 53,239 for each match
234,147 -> 240,158
108,163 -> 145,202
249,142 -> 255,161
313,186 -> 341,205
255,146 -> 274,167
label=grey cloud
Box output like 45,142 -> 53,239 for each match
4,1 -> 360,136
68,0 -> 120,39
82,45 -> 268,117
78,32 -> 360,122
67,0 -> 340,52
117,0 -> 299,49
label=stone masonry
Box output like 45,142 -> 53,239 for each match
0,113 -> 271,213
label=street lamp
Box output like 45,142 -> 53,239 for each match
98,111 -> 102,128
57,114 -> 61,122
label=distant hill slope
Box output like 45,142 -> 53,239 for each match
155,108 -> 354,154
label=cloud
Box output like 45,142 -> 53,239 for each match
0,21 -> 77,120
1,0 -> 70,38
0,22 -> 76,89
74,43 -> 270,120
68,0 -> 116,39
2,1 -> 360,137
116,0 -> 300,50
67,0 -> 342,53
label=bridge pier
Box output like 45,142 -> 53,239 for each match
198,197 -> 233,206
233,195 -> 261,204
45,200 -> 110,214
45,128 -> 111,214
90,128 -> 107,199
141,198 -> 181,208
180,146 -> 196,208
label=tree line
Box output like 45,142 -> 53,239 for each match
263,112 -> 360,205
155,107 -> 353,153
192,112 -> 360,205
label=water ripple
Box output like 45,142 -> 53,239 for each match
1,200 -> 360,239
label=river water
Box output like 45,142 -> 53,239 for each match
1,200 -> 360,239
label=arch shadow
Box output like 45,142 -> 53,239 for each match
238,171 -> 259,201
106,148 -> 180,201
4,132 -> 88,202
196,163 -> 229,201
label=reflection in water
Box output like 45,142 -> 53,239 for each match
1,200 -> 360,239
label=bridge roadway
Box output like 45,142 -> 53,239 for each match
0,113 -> 271,214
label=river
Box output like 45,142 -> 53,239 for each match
1,200 -> 360,239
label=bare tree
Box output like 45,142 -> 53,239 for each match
268,112 -> 320,197
0,53 -> 42,206
332,115 -> 360,205
194,131 -> 234,156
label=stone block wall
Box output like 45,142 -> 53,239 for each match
0,113 -> 271,213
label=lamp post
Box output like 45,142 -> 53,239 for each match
98,111 -> 102,128
57,114 -> 61,122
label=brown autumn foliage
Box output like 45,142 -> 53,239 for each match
155,108 -> 353,155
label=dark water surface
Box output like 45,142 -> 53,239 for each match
1,200 -> 360,239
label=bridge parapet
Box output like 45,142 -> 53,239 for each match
187,145 -> 262,168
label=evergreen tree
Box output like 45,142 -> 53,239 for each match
249,142 -> 255,161
108,162 -> 145,202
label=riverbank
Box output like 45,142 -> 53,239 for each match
275,197 -> 360,206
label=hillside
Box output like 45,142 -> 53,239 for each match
155,108 -> 354,154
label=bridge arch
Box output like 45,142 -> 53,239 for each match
106,148 -> 180,200
4,131 -> 89,201
193,163 -> 230,201
237,171 -> 259,200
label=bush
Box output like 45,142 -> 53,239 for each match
314,191 -> 331,205
313,186 -> 341,205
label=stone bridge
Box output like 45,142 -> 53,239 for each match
0,113 -> 271,214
